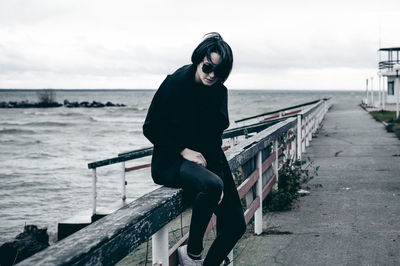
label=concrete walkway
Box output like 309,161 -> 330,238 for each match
234,101 -> 400,265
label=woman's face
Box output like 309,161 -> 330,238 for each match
195,52 -> 222,86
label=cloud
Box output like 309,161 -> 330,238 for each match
0,0 -> 73,26
0,0 -> 399,89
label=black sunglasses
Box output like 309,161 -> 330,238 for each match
202,63 -> 223,77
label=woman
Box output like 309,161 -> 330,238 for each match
143,32 -> 246,266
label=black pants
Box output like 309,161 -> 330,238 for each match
178,160 -> 246,265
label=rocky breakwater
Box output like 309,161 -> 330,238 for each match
0,225 -> 49,265
63,100 -> 126,108
0,101 -> 62,108
0,100 -> 126,108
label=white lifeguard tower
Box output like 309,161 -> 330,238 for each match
378,47 -> 400,116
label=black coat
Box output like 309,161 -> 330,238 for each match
143,64 -> 234,190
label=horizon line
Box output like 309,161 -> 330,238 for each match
0,88 -> 364,92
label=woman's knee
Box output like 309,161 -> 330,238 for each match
204,175 -> 224,201
179,161 -> 223,200
207,174 -> 223,193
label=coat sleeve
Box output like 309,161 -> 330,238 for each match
143,76 -> 185,156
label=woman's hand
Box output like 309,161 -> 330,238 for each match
180,148 -> 207,167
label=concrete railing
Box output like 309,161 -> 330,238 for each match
18,99 -> 332,266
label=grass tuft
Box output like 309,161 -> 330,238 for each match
369,110 -> 400,139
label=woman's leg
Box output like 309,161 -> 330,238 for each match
202,156 -> 246,266
203,191 -> 246,265
178,160 -> 224,257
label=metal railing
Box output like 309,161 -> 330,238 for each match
379,60 -> 400,71
86,98 -> 331,219
234,98 -> 325,123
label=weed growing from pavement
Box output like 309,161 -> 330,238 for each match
263,158 -> 319,212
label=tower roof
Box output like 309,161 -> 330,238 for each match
379,47 -> 400,51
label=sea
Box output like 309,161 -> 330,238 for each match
0,89 -> 364,244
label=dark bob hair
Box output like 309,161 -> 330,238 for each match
191,32 -> 233,83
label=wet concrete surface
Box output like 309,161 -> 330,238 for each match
234,102 -> 400,266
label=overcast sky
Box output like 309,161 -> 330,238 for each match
1,0 -> 399,90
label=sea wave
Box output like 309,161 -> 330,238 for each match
1,121 -> 71,127
0,139 -> 42,145
88,116 -> 136,124
0,122 -> 23,126
0,128 -> 36,134
27,152 -> 58,159
58,112 -> 84,117
127,130 -> 144,134
125,107 -> 147,112
88,116 -> 98,122
23,111 -> 50,116
23,121 -> 69,127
